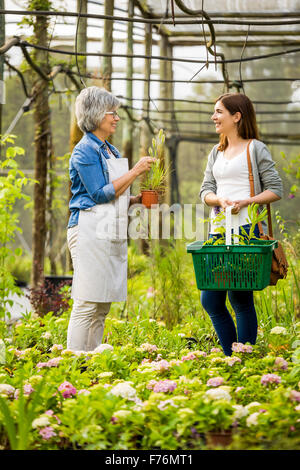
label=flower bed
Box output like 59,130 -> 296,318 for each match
0,311 -> 299,450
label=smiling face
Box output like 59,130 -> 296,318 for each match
97,108 -> 120,139
211,100 -> 241,137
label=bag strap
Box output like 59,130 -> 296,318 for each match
246,140 -> 273,237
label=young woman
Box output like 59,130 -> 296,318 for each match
199,92 -> 283,356
67,86 -> 155,352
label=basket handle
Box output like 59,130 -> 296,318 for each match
225,206 -> 239,245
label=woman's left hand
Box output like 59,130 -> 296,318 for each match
130,194 -> 142,206
231,199 -> 251,214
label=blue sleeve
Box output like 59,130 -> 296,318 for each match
72,149 -> 116,203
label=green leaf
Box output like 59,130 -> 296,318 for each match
0,396 -> 18,449
14,247 -> 23,256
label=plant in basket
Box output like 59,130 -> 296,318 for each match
141,129 -> 170,208
188,204 -> 277,291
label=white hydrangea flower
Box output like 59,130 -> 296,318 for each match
61,349 -> 75,356
110,382 -> 137,400
0,384 -> 15,397
245,401 -> 261,410
50,344 -> 63,353
41,332 -> 52,339
139,343 -> 158,353
270,326 -> 287,335
98,372 -> 114,379
246,412 -> 260,427
113,409 -> 132,419
73,350 -> 87,356
93,344 -> 114,354
232,404 -> 249,420
177,408 -> 195,419
204,388 -> 231,401
32,416 -> 51,429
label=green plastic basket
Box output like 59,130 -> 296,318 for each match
187,239 -> 278,291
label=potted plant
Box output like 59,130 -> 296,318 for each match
192,394 -> 236,448
141,129 -> 170,208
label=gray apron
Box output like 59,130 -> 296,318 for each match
71,157 -> 130,302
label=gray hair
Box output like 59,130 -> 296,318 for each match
75,86 -> 120,133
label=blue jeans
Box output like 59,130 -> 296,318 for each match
201,224 -> 259,356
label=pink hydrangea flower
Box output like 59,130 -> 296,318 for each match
157,399 -> 178,410
226,356 -> 242,366
261,373 -> 282,386
232,342 -> 253,353
141,358 -> 151,364
45,410 -> 61,424
152,380 -> 177,393
47,357 -> 63,367
140,343 -> 158,353
58,381 -> 77,398
39,426 -> 57,440
36,362 -> 48,368
206,376 -> 224,387
37,357 -> 62,368
21,384 -> 34,397
211,347 -> 222,353
194,350 -> 207,357
181,352 -> 197,361
290,390 -> 300,403
50,344 -> 64,353
14,384 -> 34,400
156,359 -> 170,371
169,359 -> 183,366
146,380 -> 158,390
274,357 -> 288,370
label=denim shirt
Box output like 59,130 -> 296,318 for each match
68,132 -> 121,228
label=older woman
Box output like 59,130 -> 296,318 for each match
67,86 -> 155,352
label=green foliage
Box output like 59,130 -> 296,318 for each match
282,152 -> 300,199
141,129 -> 170,192
0,373 -> 48,450
0,306 -> 299,450
204,203 -> 268,245
0,137 -> 35,318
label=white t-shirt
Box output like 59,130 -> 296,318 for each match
210,141 -> 253,233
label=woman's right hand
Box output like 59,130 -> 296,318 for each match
132,157 -> 156,176
217,197 -> 234,210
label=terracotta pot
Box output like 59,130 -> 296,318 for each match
141,190 -> 159,209
205,430 -> 233,448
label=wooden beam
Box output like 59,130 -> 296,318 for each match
169,30 -> 300,37
100,0 -> 114,91
170,39 -> 300,48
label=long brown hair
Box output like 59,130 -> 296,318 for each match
215,93 -> 259,151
